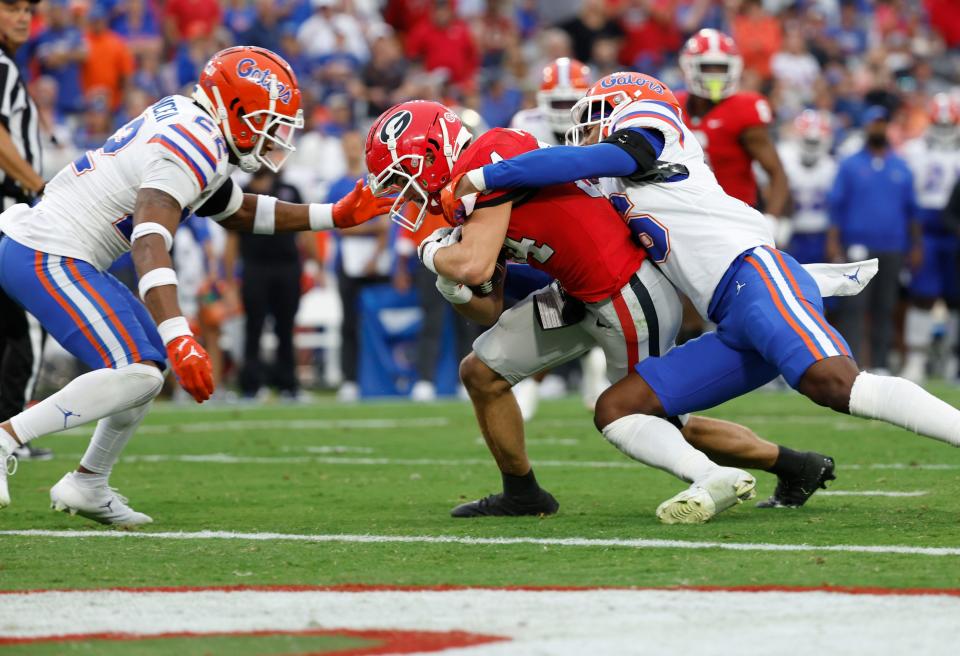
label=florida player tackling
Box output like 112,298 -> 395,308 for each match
0,47 -> 391,525
450,71 -> 960,519
367,101 -> 838,523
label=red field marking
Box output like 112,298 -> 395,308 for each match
0,628 -> 506,655
2,583 -> 958,597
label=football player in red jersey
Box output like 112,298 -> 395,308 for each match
678,28 -> 790,239
365,101 -> 830,523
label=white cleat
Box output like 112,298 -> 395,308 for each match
656,467 -> 756,525
0,449 -> 15,509
49,472 -> 152,527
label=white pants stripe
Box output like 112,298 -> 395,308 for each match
752,247 -> 840,357
45,255 -> 130,367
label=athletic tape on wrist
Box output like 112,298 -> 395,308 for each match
309,203 -> 334,231
157,316 -> 192,345
420,241 -> 439,274
253,194 -> 277,234
137,267 -> 178,299
130,222 -> 174,251
436,276 -> 473,304
466,168 -> 487,192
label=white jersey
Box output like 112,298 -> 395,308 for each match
598,96 -> 774,318
509,108 -> 563,146
0,95 -> 234,271
778,141 -> 836,234
901,136 -> 960,216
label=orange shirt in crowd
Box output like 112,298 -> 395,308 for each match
732,12 -> 782,82
82,29 -> 135,110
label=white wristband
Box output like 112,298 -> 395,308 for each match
138,267 -> 178,299
130,222 -> 174,251
436,276 -> 473,304
466,168 -> 487,192
253,194 -> 277,234
420,240 -> 441,274
156,316 -> 192,345
309,203 -> 334,231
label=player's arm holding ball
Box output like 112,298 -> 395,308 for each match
419,201 -> 511,326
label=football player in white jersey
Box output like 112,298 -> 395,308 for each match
446,71 -> 960,520
510,57 -> 592,146
780,110 -> 837,265
0,46 -> 391,524
901,93 -> 960,384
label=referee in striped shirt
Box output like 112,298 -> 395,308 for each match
0,0 -> 49,460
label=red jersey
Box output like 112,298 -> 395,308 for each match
454,129 -> 646,303
677,91 -> 773,208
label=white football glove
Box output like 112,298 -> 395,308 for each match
435,275 -> 474,304
418,226 -> 462,274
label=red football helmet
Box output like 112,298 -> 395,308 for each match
567,71 -> 681,146
679,29 -> 743,102
793,109 -> 833,161
365,100 -> 472,231
193,46 -> 304,173
537,58 -> 592,135
928,92 -> 960,142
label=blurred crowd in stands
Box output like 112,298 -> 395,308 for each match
15,0 -> 960,401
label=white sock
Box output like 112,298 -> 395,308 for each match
79,401 -> 152,476
849,371 -> 960,447
9,364 -> 163,444
72,471 -> 108,489
0,427 -> 19,455
602,414 -> 719,483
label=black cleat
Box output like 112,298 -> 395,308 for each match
757,452 -> 836,508
451,489 -> 559,518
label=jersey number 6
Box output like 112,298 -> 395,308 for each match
626,214 -> 671,263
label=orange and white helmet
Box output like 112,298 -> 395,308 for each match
679,29 -> 743,102
567,71 -> 681,146
193,46 -> 304,173
927,92 -> 960,142
536,58 -> 592,135
793,109 -> 833,161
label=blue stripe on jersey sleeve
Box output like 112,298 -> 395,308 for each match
481,143 -> 639,190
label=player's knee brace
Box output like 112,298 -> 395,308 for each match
115,362 -> 165,408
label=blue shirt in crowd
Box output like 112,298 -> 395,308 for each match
828,147 -> 917,252
32,25 -> 86,115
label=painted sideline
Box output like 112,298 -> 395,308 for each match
1,529 -> 957,557
3,583 -> 959,597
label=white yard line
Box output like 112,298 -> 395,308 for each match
110,454 -> 641,468
819,490 -> 929,497
59,417 -> 450,436
49,452 -> 960,473
1,529 -> 957,557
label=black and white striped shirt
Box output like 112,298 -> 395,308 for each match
0,46 -> 41,211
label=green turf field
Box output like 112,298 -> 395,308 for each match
2,387 -> 960,592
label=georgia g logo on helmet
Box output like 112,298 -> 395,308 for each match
379,110 -> 413,144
